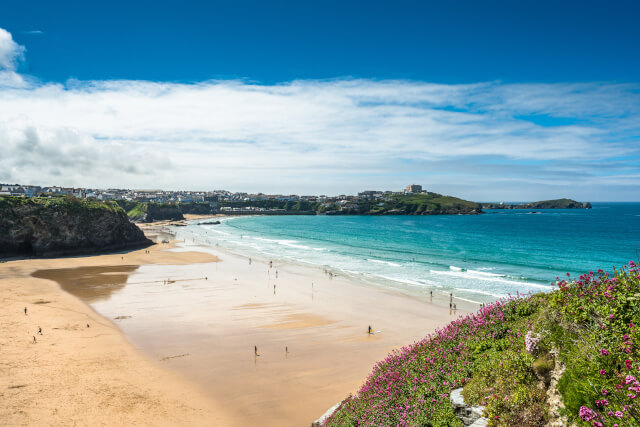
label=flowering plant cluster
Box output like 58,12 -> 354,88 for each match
325,293 -> 547,426
324,261 -> 640,427
525,330 -> 541,354
548,262 -> 640,426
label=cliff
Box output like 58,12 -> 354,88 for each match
116,201 -> 185,223
0,196 -> 151,258
482,198 -> 592,210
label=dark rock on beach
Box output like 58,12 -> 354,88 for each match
0,196 -> 151,258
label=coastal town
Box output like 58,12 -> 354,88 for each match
0,183 -> 427,208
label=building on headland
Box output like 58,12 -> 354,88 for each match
405,184 -> 423,194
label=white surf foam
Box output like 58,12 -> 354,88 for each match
430,269 -> 550,290
367,259 -> 401,267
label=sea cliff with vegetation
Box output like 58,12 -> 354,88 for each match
323,193 -> 482,215
118,192 -> 483,220
0,196 -> 151,258
482,198 -> 592,210
118,196 -> 593,220
324,263 -> 640,426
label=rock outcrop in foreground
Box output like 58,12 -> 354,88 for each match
0,196 -> 151,258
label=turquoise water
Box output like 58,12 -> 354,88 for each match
176,203 -> 640,304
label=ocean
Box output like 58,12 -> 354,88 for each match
174,203 -> 640,304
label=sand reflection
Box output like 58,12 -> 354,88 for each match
32,265 -> 139,302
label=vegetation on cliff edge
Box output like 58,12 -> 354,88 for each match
0,195 -> 122,214
364,192 -> 481,215
325,262 -> 640,426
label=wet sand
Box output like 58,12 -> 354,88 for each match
2,235 -> 466,426
27,239 -> 465,426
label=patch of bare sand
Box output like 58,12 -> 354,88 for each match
0,243 -> 231,426
260,313 -> 335,330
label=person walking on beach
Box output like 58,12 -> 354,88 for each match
32,336 -> 36,343
24,307 -> 27,315
38,326 -> 42,335
249,257 -> 252,265
254,345 -> 258,356
275,270 -> 278,279
368,325 -> 372,335
269,261 -> 272,268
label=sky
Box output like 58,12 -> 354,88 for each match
0,0 -> 639,201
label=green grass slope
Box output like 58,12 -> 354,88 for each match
0,195 -> 122,214
325,263 -> 640,426
333,192 -> 482,215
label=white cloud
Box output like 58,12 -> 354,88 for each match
0,27 -> 638,200
0,28 -> 25,71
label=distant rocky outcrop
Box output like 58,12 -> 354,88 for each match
143,204 -> 185,222
0,196 -> 151,258
116,201 -> 186,223
482,198 -> 591,210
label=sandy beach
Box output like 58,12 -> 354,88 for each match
1,228 -> 463,426
0,242 -> 232,426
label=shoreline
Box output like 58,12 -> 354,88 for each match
73,229 -> 466,425
173,217 -> 484,312
2,224 -> 468,426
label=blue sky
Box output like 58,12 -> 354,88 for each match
0,0 -> 639,200
4,0 -> 639,84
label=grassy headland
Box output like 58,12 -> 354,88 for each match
483,198 -> 592,210
339,192 -> 482,215
324,263 -> 640,426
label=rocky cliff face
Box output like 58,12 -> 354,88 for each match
0,197 -> 151,258
143,204 -> 185,222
